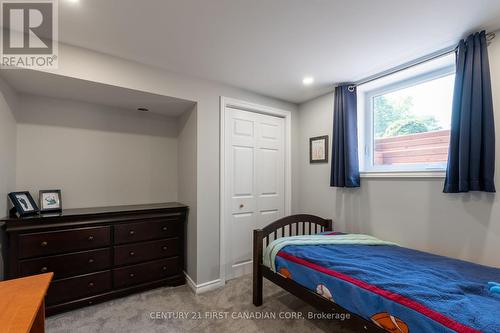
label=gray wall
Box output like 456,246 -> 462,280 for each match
15,94 -> 179,209
177,105 -> 198,280
0,78 -> 18,279
296,40 -> 500,268
38,43 -> 298,284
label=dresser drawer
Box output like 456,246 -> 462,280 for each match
113,257 -> 180,289
19,226 -> 111,259
47,271 -> 112,305
114,219 -> 180,244
20,248 -> 111,280
114,238 -> 178,266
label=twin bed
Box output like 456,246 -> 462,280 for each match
253,215 -> 500,333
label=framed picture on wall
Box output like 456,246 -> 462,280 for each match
39,189 -> 63,213
310,135 -> 329,163
8,191 -> 39,217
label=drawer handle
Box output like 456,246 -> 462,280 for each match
88,258 -> 95,264
88,236 -> 94,241
162,246 -> 168,251
129,251 -> 135,257
40,266 -> 48,273
40,241 -> 48,247
162,266 -> 168,271
129,230 -> 135,236
162,226 -> 168,231
129,273 -> 135,278
88,282 -> 95,287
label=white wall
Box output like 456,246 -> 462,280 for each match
297,41 -> 500,268
0,79 -> 17,216
36,43 -> 298,284
15,94 -> 179,209
177,105 -> 198,280
0,78 -> 18,279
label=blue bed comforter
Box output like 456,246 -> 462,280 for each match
272,235 -> 500,333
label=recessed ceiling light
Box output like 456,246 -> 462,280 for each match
137,107 -> 149,112
66,0 -> 80,4
302,77 -> 314,85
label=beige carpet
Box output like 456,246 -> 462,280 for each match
47,274 -> 357,333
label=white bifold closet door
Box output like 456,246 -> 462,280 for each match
224,107 -> 285,280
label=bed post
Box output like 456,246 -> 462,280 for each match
253,229 -> 264,306
326,219 -> 333,232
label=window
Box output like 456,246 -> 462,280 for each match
358,54 -> 455,175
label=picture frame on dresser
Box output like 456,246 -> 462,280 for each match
8,191 -> 39,217
39,190 -> 63,213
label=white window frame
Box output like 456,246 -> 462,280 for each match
360,65 -> 455,178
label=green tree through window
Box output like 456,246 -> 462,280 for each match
373,95 -> 442,138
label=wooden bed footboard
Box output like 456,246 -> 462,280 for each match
253,214 -> 386,333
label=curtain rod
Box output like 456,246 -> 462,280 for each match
348,31 -> 496,90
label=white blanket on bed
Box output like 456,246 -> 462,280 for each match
263,234 -> 399,272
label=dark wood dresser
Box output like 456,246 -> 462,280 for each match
1,202 -> 187,315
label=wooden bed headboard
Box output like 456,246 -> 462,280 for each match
257,214 -> 333,248
253,214 -> 332,306
252,215 -> 387,333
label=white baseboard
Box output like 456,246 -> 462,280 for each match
184,272 -> 225,294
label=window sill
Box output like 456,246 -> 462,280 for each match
360,171 -> 446,179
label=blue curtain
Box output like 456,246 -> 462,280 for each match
330,85 -> 360,188
444,31 -> 496,193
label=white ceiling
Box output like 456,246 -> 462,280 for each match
37,1 -> 500,103
0,69 -> 196,116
